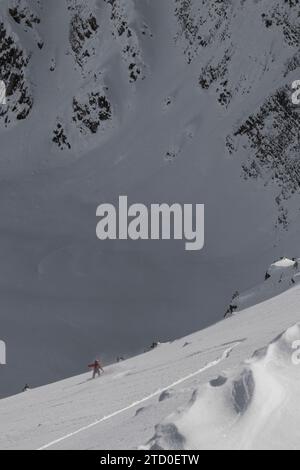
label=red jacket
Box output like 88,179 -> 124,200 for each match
88,360 -> 102,370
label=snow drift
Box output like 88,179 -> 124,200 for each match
148,323 -> 300,450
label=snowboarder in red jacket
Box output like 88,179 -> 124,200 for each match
88,359 -> 104,379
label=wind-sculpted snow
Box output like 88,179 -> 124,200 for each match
148,323 -> 300,450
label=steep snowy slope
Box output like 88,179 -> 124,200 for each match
0,0 -> 299,397
225,256 -> 300,315
0,268 -> 299,450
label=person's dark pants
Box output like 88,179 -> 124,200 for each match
93,369 -> 101,379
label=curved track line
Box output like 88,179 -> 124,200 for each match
38,343 -> 240,450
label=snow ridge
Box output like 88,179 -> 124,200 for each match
148,323 -> 300,450
225,257 -> 300,316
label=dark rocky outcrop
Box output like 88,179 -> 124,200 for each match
69,10 -> 99,68
227,88 -> 300,228
52,122 -> 71,150
72,92 -> 112,134
0,20 -> 32,126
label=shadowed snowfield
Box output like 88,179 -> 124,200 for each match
0,0 -> 299,397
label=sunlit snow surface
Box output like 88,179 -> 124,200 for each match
0,269 -> 300,450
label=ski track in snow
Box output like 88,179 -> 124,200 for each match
38,342 -> 241,450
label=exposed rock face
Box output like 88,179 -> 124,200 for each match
174,0 -> 299,226
72,92 -> 112,135
104,0 -> 145,83
199,48 -> 233,108
261,1 -> 300,47
227,88 -> 300,229
175,0 -> 233,65
0,20 -> 32,126
0,0 -> 299,216
52,121 -> 71,151
285,52 -> 300,77
9,0 -> 43,48
69,5 -> 99,69
49,0 -> 113,150
9,1 -> 40,29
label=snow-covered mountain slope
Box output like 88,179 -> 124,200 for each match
0,274 -> 299,450
0,0 -> 299,397
225,257 -> 300,315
